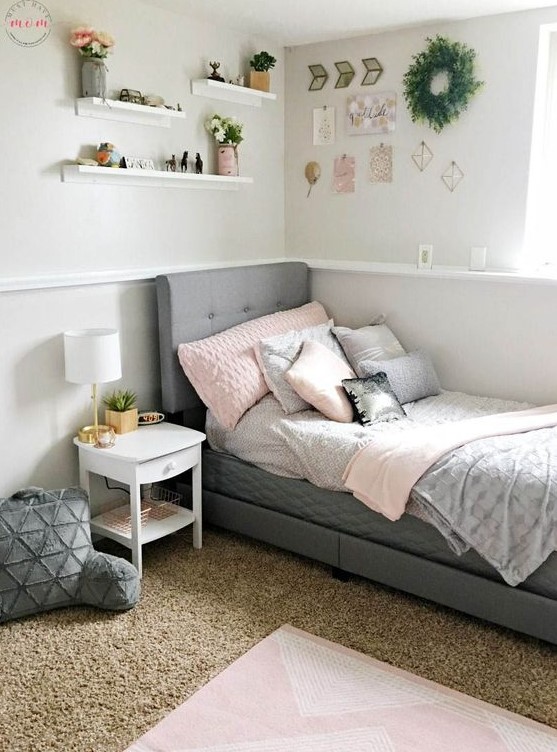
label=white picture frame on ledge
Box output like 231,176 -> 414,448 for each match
122,157 -> 155,170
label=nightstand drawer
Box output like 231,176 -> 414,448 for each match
136,445 -> 200,484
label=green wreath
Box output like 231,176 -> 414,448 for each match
403,35 -> 483,133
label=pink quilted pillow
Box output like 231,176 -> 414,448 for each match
177,302 -> 329,429
284,340 -> 355,423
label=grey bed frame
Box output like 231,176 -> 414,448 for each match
156,262 -> 557,644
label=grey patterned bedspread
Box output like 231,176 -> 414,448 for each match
207,390 -> 552,585
409,426 -> 557,586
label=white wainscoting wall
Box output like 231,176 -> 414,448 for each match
311,266 -> 557,406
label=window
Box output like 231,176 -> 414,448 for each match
524,23 -> 557,270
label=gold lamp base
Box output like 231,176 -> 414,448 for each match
78,424 -> 113,444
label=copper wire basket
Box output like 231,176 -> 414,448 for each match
102,486 -> 182,533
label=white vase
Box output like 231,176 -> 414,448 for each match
82,58 -> 107,98
217,144 -> 238,176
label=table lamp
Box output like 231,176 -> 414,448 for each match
64,328 -> 122,443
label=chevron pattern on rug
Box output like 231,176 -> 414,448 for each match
126,625 -> 557,752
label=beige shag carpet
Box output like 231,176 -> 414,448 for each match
2,527 -> 557,752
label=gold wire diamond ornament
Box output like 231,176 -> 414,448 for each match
411,141 -> 433,171
442,161 -> 464,191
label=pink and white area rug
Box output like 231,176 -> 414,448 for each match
125,624 -> 557,751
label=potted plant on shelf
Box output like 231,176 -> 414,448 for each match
103,389 -> 138,434
205,114 -> 244,176
249,50 -> 276,92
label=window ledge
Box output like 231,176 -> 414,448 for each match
302,259 -> 557,286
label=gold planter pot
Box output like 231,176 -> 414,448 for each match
249,70 -> 270,92
105,408 -> 138,434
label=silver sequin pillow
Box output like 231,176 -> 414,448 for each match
342,373 -> 406,426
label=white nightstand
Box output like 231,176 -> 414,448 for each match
74,422 -> 205,577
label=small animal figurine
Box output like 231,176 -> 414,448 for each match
195,153 -> 203,174
165,154 -> 177,172
96,142 -> 121,168
180,151 -> 188,172
209,61 -> 225,82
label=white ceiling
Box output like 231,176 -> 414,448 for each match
142,0 -> 557,46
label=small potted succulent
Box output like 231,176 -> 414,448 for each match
103,389 -> 138,434
249,50 -> 276,92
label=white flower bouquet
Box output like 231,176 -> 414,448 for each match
205,114 -> 244,145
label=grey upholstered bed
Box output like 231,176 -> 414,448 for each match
156,262 -> 557,644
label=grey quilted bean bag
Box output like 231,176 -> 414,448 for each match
0,486 -> 140,622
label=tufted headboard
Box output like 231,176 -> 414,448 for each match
156,262 -> 309,426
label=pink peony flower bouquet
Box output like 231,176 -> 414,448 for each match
70,27 -> 115,59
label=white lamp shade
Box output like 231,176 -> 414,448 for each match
64,328 -> 122,385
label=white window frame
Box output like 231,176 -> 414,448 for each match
524,23 -> 557,270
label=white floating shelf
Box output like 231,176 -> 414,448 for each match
191,79 -> 277,107
62,164 -> 253,190
75,97 -> 186,127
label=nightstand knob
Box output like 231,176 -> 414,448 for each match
166,461 -> 177,473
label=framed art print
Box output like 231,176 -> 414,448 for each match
333,154 -> 355,193
313,106 -> 335,145
369,144 -> 393,183
346,92 -> 396,135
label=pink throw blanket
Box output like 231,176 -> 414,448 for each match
343,404 -> 557,521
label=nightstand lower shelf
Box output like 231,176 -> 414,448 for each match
90,501 -> 195,548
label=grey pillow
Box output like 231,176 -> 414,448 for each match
332,323 -> 405,372
0,487 -> 140,623
342,373 -> 406,426
256,322 -> 347,414
357,350 -> 441,404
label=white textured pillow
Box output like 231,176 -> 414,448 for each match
332,323 -> 405,372
284,340 -> 355,423
255,322 -> 347,414
177,301 -> 329,430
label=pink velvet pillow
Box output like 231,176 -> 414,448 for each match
284,340 -> 355,422
177,302 -> 329,430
